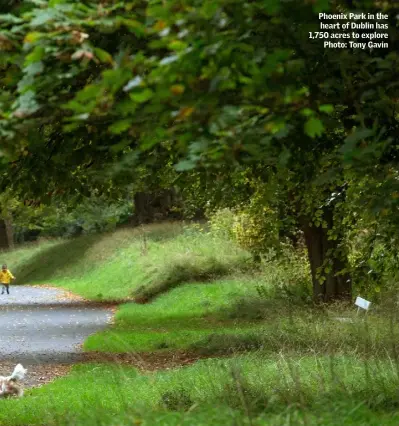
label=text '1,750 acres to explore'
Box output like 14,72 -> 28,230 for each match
310,12 -> 389,49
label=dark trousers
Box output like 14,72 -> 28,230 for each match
1,284 -> 9,294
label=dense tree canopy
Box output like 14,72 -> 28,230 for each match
0,0 -> 398,300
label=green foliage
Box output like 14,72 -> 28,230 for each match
304,117 -> 325,139
13,195 -> 133,240
208,208 -> 236,240
232,207 -> 279,260
0,0 -> 396,193
347,227 -> 399,301
339,170 -> 399,299
208,187 -> 281,261
0,0 -> 398,303
0,190 -> 20,219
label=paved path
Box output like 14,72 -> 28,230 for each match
0,286 -> 113,365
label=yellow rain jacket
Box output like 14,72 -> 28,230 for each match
0,269 -> 14,284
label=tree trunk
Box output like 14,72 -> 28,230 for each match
0,219 -> 13,250
133,188 -> 182,225
134,192 -> 154,225
300,209 -> 351,303
5,219 -> 14,249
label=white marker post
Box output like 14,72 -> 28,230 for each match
355,296 -> 371,315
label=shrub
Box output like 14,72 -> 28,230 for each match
208,204 -> 280,262
208,208 -> 236,240
13,195 -> 133,241
232,207 -> 280,261
225,246 -> 312,320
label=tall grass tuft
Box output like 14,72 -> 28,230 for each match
132,225 -> 252,302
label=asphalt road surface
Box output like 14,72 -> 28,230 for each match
0,286 -> 113,365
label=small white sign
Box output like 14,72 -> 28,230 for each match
355,296 -> 371,311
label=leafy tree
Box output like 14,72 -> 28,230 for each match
130,0 -> 397,301
0,0 -> 398,301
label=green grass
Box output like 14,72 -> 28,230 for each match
109,278 -> 260,324
84,277 -> 263,352
4,221 -> 399,425
84,323 -> 260,352
2,355 -> 399,425
85,291 -> 399,358
2,222 -> 251,301
131,226 -> 252,302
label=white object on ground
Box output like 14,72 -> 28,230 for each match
8,364 -> 27,381
355,296 -> 371,311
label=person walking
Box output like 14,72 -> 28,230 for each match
0,264 -> 15,295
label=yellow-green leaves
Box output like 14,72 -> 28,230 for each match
117,18 -> 146,37
24,32 -> 43,43
170,85 -> 185,96
94,48 -> 113,65
304,117 -> 325,139
318,104 -> 334,114
130,89 -> 154,103
25,46 -> 45,65
168,40 -> 187,51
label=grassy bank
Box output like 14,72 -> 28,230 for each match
2,222 -> 399,425
3,223 -> 252,301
